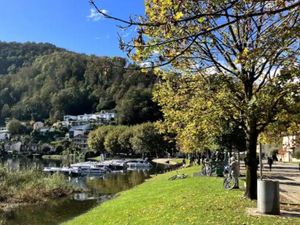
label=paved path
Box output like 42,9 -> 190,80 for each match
240,161 -> 300,205
153,158 -> 300,206
152,158 -> 180,166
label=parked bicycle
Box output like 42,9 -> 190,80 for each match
201,161 -> 213,176
168,172 -> 188,180
201,160 -> 225,176
223,165 -> 238,189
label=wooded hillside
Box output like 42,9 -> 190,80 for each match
0,41 -> 161,124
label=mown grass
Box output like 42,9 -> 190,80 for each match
64,166 -> 300,225
0,167 -> 73,206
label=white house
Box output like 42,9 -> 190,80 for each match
279,135 -> 300,162
99,110 -> 116,121
63,115 -> 78,121
33,121 -> 44,131
73,134 -> 89,152
5,141 -> 22,153
63,111 -> 116,124
69,124 -> 91,138
0,127 -> 10,140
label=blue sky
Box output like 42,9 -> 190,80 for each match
0,0 -> 145,57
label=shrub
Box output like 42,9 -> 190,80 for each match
0,167 -> 73,204
295,150 -> 300,160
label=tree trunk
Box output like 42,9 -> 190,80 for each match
244,128 -> 258,199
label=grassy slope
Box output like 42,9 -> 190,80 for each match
64,166 -> 300,225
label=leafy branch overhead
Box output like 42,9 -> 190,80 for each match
90,0 -> 300,68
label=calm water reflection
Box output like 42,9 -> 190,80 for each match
6,198 -> 97,225
0,157 -> 167,225
1,156 -> 61,171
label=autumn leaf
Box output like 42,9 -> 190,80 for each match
174,12 -> 184,20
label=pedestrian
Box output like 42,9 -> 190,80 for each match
190,155 -> 195,166
182,157 -> 186,167
230,156 -> 239,189
197,154 -> 201,165
201,153 -> 206,164
272,153 -> 278,162
267,157 -> 273,171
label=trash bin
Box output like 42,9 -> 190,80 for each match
257,180 -> 280,215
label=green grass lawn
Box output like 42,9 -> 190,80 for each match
64,166 -> 300,225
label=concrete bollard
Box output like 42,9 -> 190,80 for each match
257,180 -> 280,215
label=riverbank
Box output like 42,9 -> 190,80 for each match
0,167 -> 74,213
64,166 -> 300,225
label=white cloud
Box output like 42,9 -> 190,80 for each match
87,8 -> 108,21
140,62 -> 154,68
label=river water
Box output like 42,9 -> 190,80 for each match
0,157 -> 168,225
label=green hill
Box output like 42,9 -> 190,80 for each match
0,41 -> 161,125
0,41 -> 63,75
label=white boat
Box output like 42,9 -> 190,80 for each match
70,161 -> 96,168
101,160 -> 126,170
61,167 -> 80,175
43,167 -> 79,175
43,161 -> 111,176
43,167 -> 62,173
125,159 -> 152,168
70,161 -> 111,175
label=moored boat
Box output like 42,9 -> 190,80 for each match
125,159 -> 152,168
100,160 -> 127,171
43,167 -> 80,175
70,161 -> 111,175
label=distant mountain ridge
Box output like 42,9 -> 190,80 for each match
0,41 -> 161,125
0,41 -> 64,75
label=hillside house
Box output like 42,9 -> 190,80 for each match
0,127 -> 10,140
63,110 -> 116,126
68,124 -> 91,138
73,134 -> 89,153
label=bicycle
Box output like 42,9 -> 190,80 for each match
201,161 -> 213,176
223,165 -> 238,189
168,172 -> 188,180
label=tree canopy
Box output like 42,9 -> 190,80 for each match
154,73 -> 246,154
91,0 -> 300,199
88,123 -> 173,157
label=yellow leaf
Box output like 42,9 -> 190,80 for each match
174,12 -> 184,20
243,47 -> 249,55
234,58 -> 240,64
198,17 -> 205,23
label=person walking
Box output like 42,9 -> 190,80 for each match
230,156 -> 239,189
182,157 -> 186,168
267,157 -> 273,171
